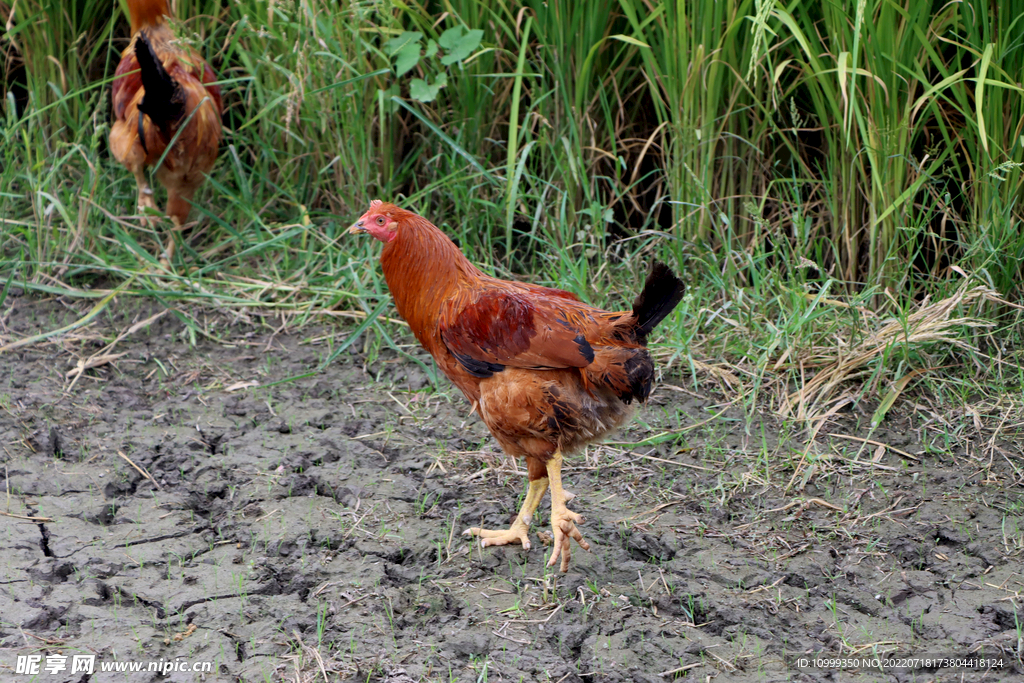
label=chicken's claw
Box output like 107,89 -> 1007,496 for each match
463,520 -> 532,550
547,506 -> 591,573
463,476 -> 549,555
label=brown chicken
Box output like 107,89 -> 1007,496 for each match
349,201 -> 684,571
109,0 -> 223,260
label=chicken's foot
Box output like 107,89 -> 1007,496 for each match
161,216 -> 186,264
546,450 -> 590,572
133,169 -> 158,227
463,476 -> 548,550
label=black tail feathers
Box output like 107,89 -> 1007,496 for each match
135,32 -> 184,130
632,261 -> 684,340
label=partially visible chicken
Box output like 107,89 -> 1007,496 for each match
349,201 -> 684,571
109,0 -> 223,260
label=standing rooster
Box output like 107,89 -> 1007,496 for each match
109,0 -> 223,260
350,201 -> 684,571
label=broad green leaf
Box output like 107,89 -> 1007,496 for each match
437,26 -> 464,50
409,73 -> 447,102
395,41 -> 422,77
440,27 -> 483,65
385,31 -> 422,56
409,79 -> 432,101
425,39 -> 438,59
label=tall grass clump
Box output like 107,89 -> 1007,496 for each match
620,0 -> 766,248
769,0 -> 1024,293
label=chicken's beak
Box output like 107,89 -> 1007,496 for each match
348,219 -> 367,235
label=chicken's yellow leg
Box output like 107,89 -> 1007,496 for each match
546,450 -> 590,572
463,476 -> 548,551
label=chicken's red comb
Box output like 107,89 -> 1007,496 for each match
370,199 -> 383,208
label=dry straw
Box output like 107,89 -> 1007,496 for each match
784,282 -> 1005,420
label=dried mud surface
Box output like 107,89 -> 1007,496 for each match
1,296 -> 1022,683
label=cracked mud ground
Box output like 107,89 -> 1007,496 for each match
1,296 -> 1022,682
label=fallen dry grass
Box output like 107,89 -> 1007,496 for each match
782,282 -> 1007,420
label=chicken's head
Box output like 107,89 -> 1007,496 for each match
348,199 -> 399,243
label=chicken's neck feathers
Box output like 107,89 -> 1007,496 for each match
380,216 -> 482,342
127,0 -> 172,35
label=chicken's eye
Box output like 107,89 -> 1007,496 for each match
376,217 -> 386,226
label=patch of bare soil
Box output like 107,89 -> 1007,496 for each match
1,295 -> 1022,682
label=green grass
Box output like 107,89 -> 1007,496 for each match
2,0 -> 1023,419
